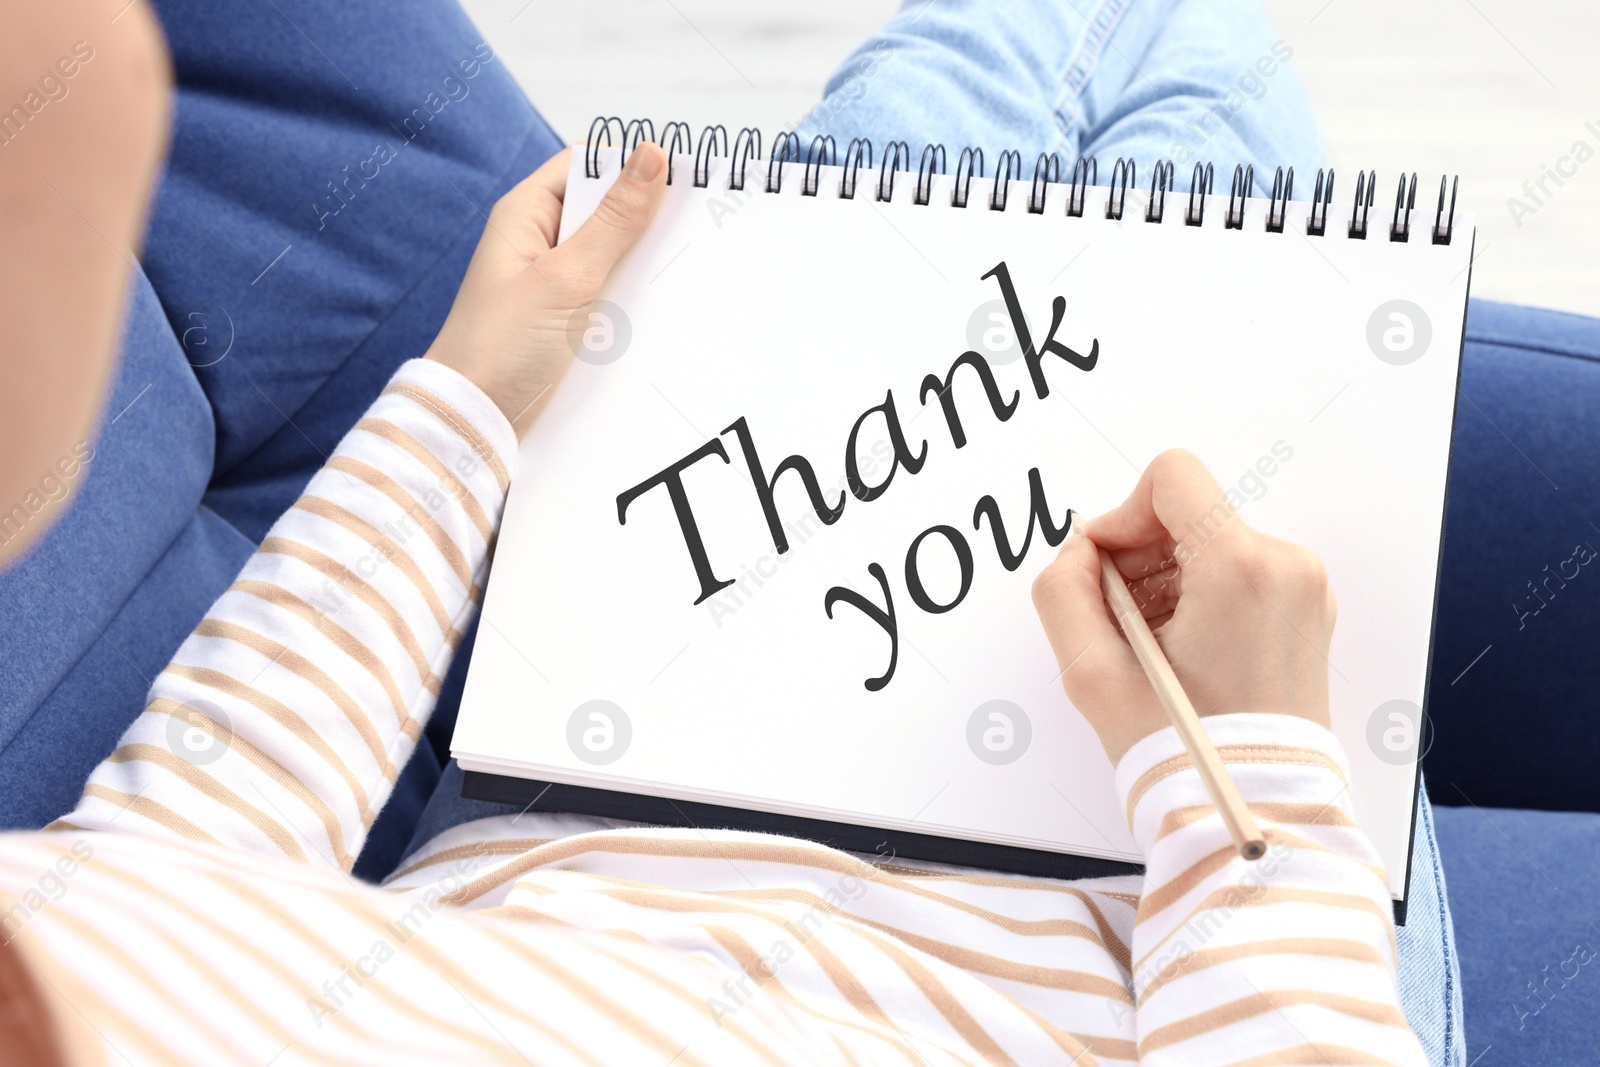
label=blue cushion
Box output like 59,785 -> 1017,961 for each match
1434,804 -> 1600,1063
139,0 -> 562,537
1423,300 -> 1600,815
0,0 -> 563,882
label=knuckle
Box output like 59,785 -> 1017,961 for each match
1252,540 -> 1329,599
1231,541 -> 1276,588
1282,544 -> 1330,593
592,187 -> 640,230
1030,562 -> 1070,610
486,192 -> 524,229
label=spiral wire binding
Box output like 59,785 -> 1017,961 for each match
1349,170 -> 1376,239
1226,164 -> 1254,230
1187,163 -> 1214,226
878,141 -> 910,202
992,150 -> 1022,211
730,127 -> 761,192
953,147 -> 984,208
1266,167 -> 1294,233
694,125 -> 728,189
767,132 -> 800,194
803,136 -> 836,197
621,119 -> 654,169
581,120 -> 1462,247
1068,157 -> 1097,218
1028,153 -> 1061,214
1147,160 -> 1174,223
1390,172 -> 1418,242
1107,158 -> 1135,220
840,138 -> 872,200
660,121 -> 693,185
1434,176 -> 1459,245
916,145 -> 947,206
1309,169 -> 1333,236
585,116 -> 621,179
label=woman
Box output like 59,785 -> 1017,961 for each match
2,0 -> 1440,1062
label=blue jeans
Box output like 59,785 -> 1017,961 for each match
414,3 -> 1464,1063
792,0 -> 1327,190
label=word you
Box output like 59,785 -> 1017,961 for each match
1506,120 -> 1600,229
1,40 -> 96,148
617,261 -> 1100,690
1513,540 -> 1596,630
313,43 -> 497,230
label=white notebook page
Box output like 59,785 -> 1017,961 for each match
454,146 -> 1474,899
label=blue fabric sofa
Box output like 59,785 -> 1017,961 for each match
0,2 -> 1594,1061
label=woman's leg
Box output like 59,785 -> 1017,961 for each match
796,0 -> 1328,189
1401,782 -> 1469,1067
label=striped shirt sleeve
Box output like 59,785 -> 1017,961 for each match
1116,713 -> 1427,1066
50,359 -> 516,871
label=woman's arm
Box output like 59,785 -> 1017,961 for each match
50,145 -> 669,869
1116,714 -> 1419,1065
1033,450 -> 1425,1064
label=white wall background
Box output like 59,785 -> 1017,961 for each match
461,0 -> 1600,318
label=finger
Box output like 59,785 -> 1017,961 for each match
490,148 -> 574,254
545,142 -> 668,301
1031,531 -> 1140,696
1123,562 -> 1182,620
522,146 -> 572,202
502,147 -> 572,208
1104,540 -> 1179,585
1084,448 -> 1245,556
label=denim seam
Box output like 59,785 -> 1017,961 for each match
1422,798 -> 1459,1065
1049,0 -> 1132,154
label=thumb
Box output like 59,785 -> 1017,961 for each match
549,142 -> 668,302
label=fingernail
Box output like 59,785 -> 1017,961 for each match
624,146 -> 663,183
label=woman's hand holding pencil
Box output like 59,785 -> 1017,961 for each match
1032,448 -> 1338,770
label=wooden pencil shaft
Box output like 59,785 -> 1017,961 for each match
1095,546 -> 1266,861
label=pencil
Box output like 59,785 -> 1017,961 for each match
1091,536 -> 1267,862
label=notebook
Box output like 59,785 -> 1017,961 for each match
452,119 -> 1474,919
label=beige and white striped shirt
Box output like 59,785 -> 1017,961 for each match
0,359 -> 1426,1065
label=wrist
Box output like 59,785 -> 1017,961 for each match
402,356 -> 520,469
423,347 -> 556,440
